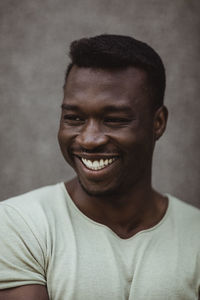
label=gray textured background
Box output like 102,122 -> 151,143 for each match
0,0 -> 200,208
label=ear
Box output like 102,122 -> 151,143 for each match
153,105 -> 168,141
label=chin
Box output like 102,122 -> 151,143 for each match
78,178 -> 120,198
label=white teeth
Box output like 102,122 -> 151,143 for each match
100,159 -> 104,167
81,157 -> 117,170
88,160 -> 93,168
93,161 -> 99,168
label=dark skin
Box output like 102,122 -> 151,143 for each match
0,285 -> 49,300
58,65 -> 168,239
0,65 -> 167,299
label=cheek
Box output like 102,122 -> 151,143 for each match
58,137 -> 75,169
58,129 -> 66,150
57,128 -> 75,159
113,130 -> 154,157
58,125 -> 76,144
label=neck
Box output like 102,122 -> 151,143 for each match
66,177 -> 168,239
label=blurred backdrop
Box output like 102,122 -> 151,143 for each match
0,0 -> 200,207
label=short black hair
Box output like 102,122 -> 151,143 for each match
65,34 -> 166,109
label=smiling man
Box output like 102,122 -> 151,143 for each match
0,34 -> 200,300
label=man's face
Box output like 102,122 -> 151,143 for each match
58,66 -> 157,197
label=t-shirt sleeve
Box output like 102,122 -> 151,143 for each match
0,203 -> 46,289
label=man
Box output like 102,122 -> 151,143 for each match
0,34 -> 199,300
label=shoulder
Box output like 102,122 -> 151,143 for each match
0,182 -> 65,216
0,184 -> 65,290
167,194 -> 200,237
169,194 -> 200,218
0,182 -> 67,240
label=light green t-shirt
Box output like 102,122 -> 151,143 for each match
0,182 -> 200,299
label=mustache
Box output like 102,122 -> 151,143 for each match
70,146 -> 119,154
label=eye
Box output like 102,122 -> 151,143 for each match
63,114 -> 85,125
104,117 -> 131,125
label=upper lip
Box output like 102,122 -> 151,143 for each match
73,152 -> 120,160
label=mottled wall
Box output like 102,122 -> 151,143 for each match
0,0 -> 200,207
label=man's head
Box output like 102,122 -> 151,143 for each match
58,34 -> 168,197
64,34 -> 166,110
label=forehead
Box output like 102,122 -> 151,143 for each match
63,66 -> 150,110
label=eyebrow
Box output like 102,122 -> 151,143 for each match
102,105 -> 133,114
61,104 -> 80,111
61,104 -> 133,113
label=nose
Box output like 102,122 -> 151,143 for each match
76,119 -> 109,150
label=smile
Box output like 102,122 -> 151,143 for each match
81,157 -> 118,171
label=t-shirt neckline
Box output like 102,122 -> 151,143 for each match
60,182 -> 172,241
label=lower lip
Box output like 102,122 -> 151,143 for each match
74,156 -> 120,180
